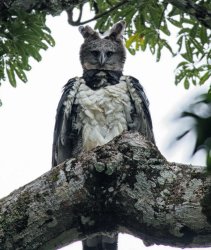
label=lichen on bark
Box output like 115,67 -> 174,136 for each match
0,132 -> 211,249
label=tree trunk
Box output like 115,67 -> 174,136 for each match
0,132 -> 210,250
1,0 -> 211,29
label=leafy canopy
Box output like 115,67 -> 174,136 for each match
0,0 -> 210,91
0,10 -> 55,92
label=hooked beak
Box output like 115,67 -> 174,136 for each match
98,51 -> 106,66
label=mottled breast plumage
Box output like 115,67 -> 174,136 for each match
74,76 -> 132,151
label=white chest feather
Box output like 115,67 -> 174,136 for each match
75,78 -> 132,151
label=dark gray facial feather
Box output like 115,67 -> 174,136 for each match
80,38 -> 126,71
79,21 -> 126,72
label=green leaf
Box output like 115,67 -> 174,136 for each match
26,46 -> 42,62
14,67 -> 27,83
175,70 -> 186,85
148,5 -> 162,29
43,33 -> 55,47
168,6 -> 181,17
0,9 -> 55,88
177,35 -> 184,52
164,43 -> 174,55
156,44 -> 162,62
160,23 -> 171,36
38,41 -> 49,50
176,61 -> 188,69
181,53 -> 191,62
189,23 -> 199,38
200,72 -> 210,85
123,7 -> 136,26
6,64 -> 16,87
192,77 -> 197,86
30,24 -> 46,37
178,28 -> 191,35
125,33 -> 139,49
200,26 -> 209,44
182,17 -> 195,25
43,26 -> 52,34
140,36 -> 147,51
128,47 -> 136,55
190,38 -> 204,54
149,45 -> 155,54
22,64 -> 31,71
184,77 -> 190,89
168,17 -> 182,28
185,39 -> 193,62
0,59 -> 5,79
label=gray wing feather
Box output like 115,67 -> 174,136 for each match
126,76 -> 155,144
52,77 -> 82,167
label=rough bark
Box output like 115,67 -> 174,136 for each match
0,0 -> 86,16
0,0 -> 211,29
0,132 -> 211,250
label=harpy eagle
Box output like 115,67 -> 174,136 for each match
52,21 -> 155,250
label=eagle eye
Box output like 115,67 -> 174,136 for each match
106,51 -> 114,57
91,50 -> 99,57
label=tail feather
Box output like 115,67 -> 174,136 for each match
82,234 -> 118,250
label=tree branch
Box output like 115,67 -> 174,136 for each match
67,0 -> 129,26
1,0 -> 210,30
66,4 -> 84,26
0,132 -> 211,250
165,0 -> 211,29
0,0 -> 87,16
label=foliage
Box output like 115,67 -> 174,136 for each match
89,0 -> 211,89
176,87 -> 211,171
0,10 -> 55,88
1,1 -> 210,90
173,16 -> 211,89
